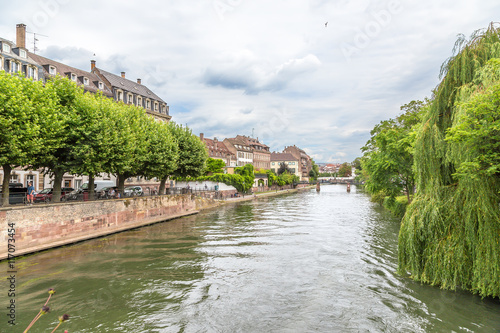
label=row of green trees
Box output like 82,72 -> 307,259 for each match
0,72 -> 208,206
182,160 -> 301,193
358,23 -> 500,297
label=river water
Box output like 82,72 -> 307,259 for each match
2,185 -> 499,332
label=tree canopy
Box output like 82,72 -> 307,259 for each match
398,23 -> 500,298
0,73 -> 206,205
361,100 -> 426,202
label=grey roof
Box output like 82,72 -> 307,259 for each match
0,38 -> 41,67
28,53 -> 113,96
271,152 -> 298,162
95,68 -> 165,103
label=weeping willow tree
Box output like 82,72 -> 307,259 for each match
398,23 -> 500,298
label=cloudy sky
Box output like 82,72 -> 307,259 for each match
2,0 -> 499,163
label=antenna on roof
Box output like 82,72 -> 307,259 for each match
26,31 -> 48,54
252,128 -> 254,138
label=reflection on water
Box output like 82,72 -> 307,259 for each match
1,185 -> 499,332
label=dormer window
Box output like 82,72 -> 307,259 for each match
2,43 -> 10,53
19,49 -> 27,58
49,66 -> 56,75
154,102 -> 159,112
98,82 -> 103,90
71,73 -> 77,81
83,77 -> 89,85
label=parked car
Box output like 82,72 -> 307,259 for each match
0,187 -> 27,205
34,187 -> 74,203
124,186 -> 143,197
97,186 -> 118,199
80,181 -> 116,193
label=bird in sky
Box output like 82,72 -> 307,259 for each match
325,22 -> 328,27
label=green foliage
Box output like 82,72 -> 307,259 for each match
204,158 -> 225,175
0,72 -> 62,205
338,162 -> 352,177
266,170 -> 279,186
383,195 -> 409,218
170,123 -> 208,179
234,164 -> 255,192
309,159 -> 319,181
398,24 -> 500,298
276,162 -> 292,175
319,172 -> 335,177
0,73 -> 206,203
177,163 -> 255,193
140,118 -> 179,194
361,99 -> 426,203
370,190 -> 386,205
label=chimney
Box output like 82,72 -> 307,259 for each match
90,60 -> 96,71
200,133 -> 204,141
121,72 -> 125,78
137,78 -> 141,84
16,23 -> 26,49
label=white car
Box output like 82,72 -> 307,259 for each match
124,186 -> 143,197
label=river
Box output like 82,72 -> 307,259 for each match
2,185 -> 499,332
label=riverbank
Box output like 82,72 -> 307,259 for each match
0,186 -> 314,260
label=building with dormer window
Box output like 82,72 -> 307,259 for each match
29,53 -> 113,98
92,63 -> 171,122
0,24 -> 42,80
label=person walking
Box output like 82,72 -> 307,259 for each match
27,182 -> 35,205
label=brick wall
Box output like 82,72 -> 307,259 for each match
0,194 -> 218,260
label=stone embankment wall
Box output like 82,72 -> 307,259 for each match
0,194 -> 219,260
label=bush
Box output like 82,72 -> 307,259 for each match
383,195 -> 408,218
370,191 -> 386,205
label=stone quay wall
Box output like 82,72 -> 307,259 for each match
0,194 -> 219,260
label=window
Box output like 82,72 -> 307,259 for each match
2,43 -> 10,53
117,91 -> 123,101
9,174 -> 19,183
71,73 -> 77,81
83,77 -> 89,85
154,102 -> 158,111
19,49 -> 27,58
64,179 -> 71,188
137,97 -> 142,107
28,66 -> 36,79
127,94 -> 133,104
49,66 -> 56,75
146,100 -> 151,109
26,175 -> 35,187
99,82 -> 103,89
75,179 -> 82,190
11,61 -> 20,73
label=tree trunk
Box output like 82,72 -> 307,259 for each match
159,177 -> 167,195
117,173 -> 125,197
88,174 -> 95,201
52,169 -> 64,202
1,164 -> 12,207
406,182 -> 412,204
